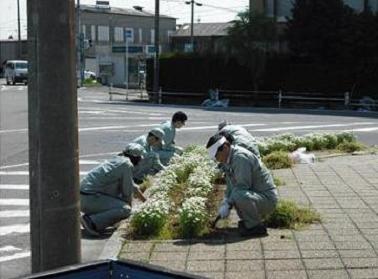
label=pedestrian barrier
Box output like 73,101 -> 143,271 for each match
108,84 -> 147,101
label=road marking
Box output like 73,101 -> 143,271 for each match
0,224 -> 29,236
0,210 -> 29,218
345,127 -> 378,132
182,123 -> 266,131
0,184 -> 29,190
0,128 -> 27,134
0,199 -> 29,206
79,124 -> 156,132
0,246 -> 22,252
0,171 -> 88,176
249,123 -> 376,132
0,251 -> 30,263
0,160 -> 98,170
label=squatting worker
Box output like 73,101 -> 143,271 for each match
80,143 -> 147,236
206,134 -> 278,237
128,127 -> 167,182
217,120 -> 260,158
154,111 -> 188,165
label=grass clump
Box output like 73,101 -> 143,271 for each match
139,176 -> 153,193
262,151 -> 293,169
265,200 -> 321,229
337,141 -> 365,153
273,175 -> 286,187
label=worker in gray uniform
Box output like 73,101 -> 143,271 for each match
80,143 -> 147,236
206,134 -> 278,236
217,121 -> 260,158
154,111 -> 188,165
128,127 -> 166,182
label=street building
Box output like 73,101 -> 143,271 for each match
80,2 -> 176,87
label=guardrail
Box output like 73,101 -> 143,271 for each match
146,88 -> 377,110
108,83 -> 147,101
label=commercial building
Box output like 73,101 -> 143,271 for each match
80,2 -> 176,87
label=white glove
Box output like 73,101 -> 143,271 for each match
218,200 -> 231,219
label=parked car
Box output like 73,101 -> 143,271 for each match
84,70 -> 96,80
5,60 -> 28,85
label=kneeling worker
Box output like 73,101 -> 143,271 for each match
206,134 -> 278,236
80,143 -> 147,236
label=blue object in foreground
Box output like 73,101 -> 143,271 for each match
19,259 -> 205,279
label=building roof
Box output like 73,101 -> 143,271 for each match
80,4 -> 175,20
173,22 -> 233,37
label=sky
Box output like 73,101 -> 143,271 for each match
0,0 -> 249,40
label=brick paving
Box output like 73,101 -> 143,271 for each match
118,154 -> 378,279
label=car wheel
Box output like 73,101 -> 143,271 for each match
6,78 -> 10,85
12,77 -> 16,85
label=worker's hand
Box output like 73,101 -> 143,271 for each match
218,199 -> 231,219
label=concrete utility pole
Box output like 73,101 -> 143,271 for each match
153,0 -> 160,102
185,0 -> 202,51
17,0 -> 21,58
28,0 -> 81,273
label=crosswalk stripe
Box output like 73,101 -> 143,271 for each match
0,185 -> 29,190
0,171 -> 88,176
0,210 -> 29,218
0,224 -> 29,236
0,246 -> 22,252
0,199 -> 29,206
0,251 -> 30,263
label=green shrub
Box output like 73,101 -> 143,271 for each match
337,141 -> 365,153
336,132 -> 356,144
265,200 -> 320,229
139,176 -> 153,192
323,134 -> 338,149
262,151 -> 293,169
273,176 -> 285,187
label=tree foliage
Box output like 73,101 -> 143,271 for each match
224,10 -> 278,90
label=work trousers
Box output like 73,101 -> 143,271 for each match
80,193 -> 131,231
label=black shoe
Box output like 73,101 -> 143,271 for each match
238,222 -> 267,237
80,214 -> 100,236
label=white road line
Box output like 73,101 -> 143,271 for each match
0,199 -> 29,206
0,251 -> 30,263
0,246 -> 22,252
249,123 -> 376,132
345,127 -> 378,132
0,128 -> 27,134
0,171 -> 88,176
79,124 -> 156,132
0,184 -> 29,190
182,123 -> 266,131
0,224 -> 29,236
0,210 -> 29,218
0,160 -> 98,170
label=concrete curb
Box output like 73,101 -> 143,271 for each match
98,226 -> 124,260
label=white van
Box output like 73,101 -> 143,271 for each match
5,60 -> 28,85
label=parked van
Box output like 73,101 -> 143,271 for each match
5,60 -> 28,85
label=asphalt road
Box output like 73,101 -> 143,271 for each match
0,81 -> 377,278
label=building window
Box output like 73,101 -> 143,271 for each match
82,25 -> 86,36
114,27 -> 124,42
139,28 -> 143,44
125,27 -> 134,43
151,29 -> 155,44
91,25 -> 96,41
98,25 -> 109,41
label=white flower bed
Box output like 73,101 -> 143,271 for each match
131,145 -> 217,237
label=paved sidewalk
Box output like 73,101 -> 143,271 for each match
115,154 -> 378,279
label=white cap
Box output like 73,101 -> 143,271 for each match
207,136 -> 226,160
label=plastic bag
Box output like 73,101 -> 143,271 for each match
289,147 -> 315,164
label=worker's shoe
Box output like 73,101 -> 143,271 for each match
238,221 -> 267,237
80,214 -> 100,236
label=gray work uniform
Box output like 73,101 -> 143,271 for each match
219,125 -> 261,158
154,120 -> 177,165
80,156 -> 138,231
130,134 -> 165,180
224,146 -> 278,229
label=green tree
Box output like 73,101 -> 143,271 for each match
224,10 -> 277,90
286,0 -> 354,63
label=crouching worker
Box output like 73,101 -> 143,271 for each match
129,127 -> 166,182
206,135 -> 278,237
80,143 -> 147,236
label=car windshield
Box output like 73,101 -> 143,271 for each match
15,63 -> 27,69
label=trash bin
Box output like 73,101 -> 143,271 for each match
20,259 -> 205,279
